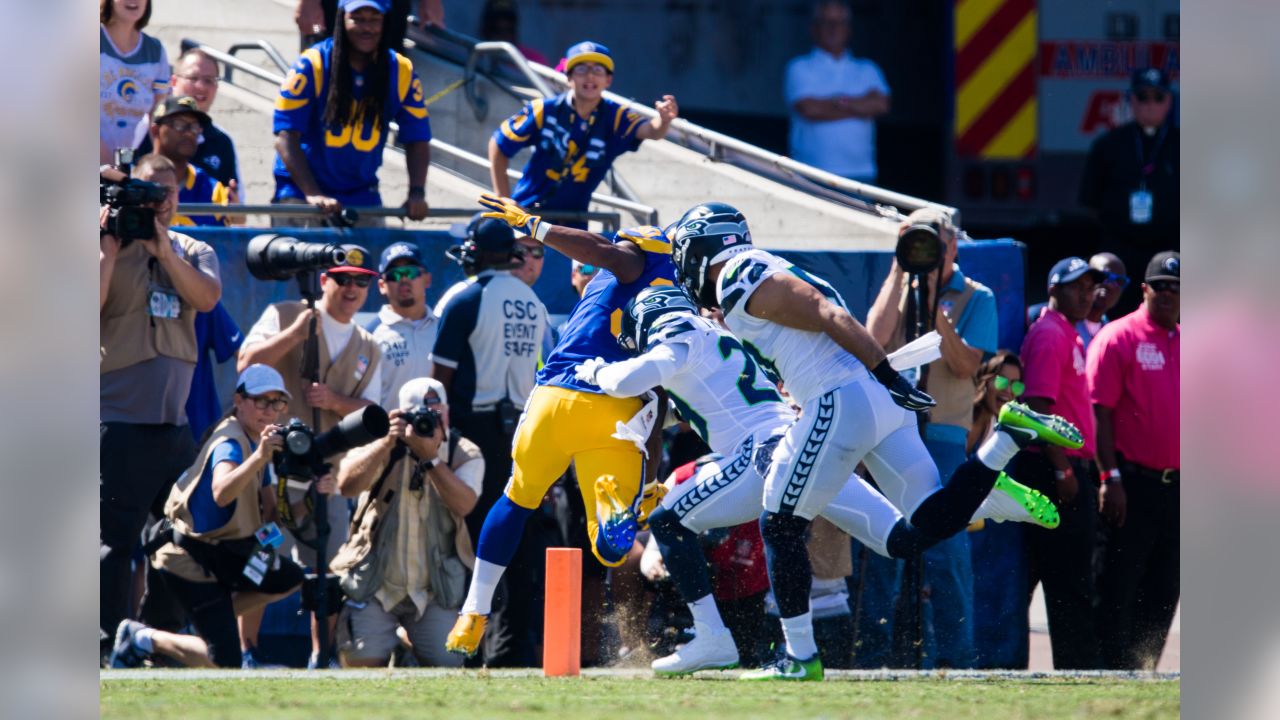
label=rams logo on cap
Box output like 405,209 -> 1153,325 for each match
346,248 -> 365,267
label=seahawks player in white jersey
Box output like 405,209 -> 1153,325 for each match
668,202 -> 1084,680
576,285 -> 1081,675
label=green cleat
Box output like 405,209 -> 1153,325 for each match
997,402 -> 1084,450
740,653 -> 824,681
991,472 -> 1061,529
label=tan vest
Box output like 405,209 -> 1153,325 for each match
153,416 -> 266,582
272,301 -> 381,432
100,231 -> 204,373
886,275 -> 979,431
331,434 -> 480,609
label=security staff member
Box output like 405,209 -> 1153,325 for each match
433,215 -> 546,666
369,241 -> 439,408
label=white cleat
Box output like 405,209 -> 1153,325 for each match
651,625 -> 740,676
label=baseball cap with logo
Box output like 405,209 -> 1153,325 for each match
339,0 -> 389,13
325,243 -> 378,276
1047,256 -> 1106,291
398,377 -> 448,411
153,95 -> 211,129
379,242 -> 425,274
236,363 -> 291,399
564,41 -> 614,74
1131,67 -> 1172,94
1145,251 -> 1180,282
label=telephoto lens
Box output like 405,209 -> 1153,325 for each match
246,234 -> 350,280
895,223 -> 944,275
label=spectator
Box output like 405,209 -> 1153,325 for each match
237,250 -> 382,668
137,48 -> 242,191
100,0 -> 169,163
1011,256 -> 1105,669
274,0 -> 432,227
332,377 -> 482,667
1079,68 -> 1179,314
147,96 -> 235,227
109,365 -> 310,669
865,208 -> 998,668
1088,251 -> 1180,670
480,0 -> 549,66
488,41 -> 678,229
966,351 -> 1031,669
296,0 -> 444,52
1026,253 -> 1128,351
784,0 -> 890,184
511,236 -> 546,287
570,259 -> 597,297
432,217 -> 547,666
100,152 -> 222,661
369,242 -> 439,408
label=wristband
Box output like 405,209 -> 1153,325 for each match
532,217 -> 551,243
1053,467 -> 1075,481
1101,468 -> 1121,484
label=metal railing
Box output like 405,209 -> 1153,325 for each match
177,203 -> 623,231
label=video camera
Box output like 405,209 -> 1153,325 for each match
100,149 -> 167,246
895,223 -> 944,276
246,234 -> 351,281
402,404 -> 442,437
273,405 -> 390,481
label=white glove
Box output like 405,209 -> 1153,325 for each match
575,356 -> 608,385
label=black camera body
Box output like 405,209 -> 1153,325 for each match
272,405 -> 391,481
402,404 -> 442,437
246,234 -> 351,281
895,223 -> 944,276
101,178 -> 167,246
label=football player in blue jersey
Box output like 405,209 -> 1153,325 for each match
444,193 -> 676,658
488,41 -> 678,229
272,0 -> 432,225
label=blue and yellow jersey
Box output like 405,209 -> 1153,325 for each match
173,164 -> 230,227
271,38 -> 432,206
536,226 -> 675,392
493,92 -> 646,217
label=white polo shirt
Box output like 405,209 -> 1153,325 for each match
784,48 -> 889,180
369,304 -> 439,409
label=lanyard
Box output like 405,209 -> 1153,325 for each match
1134,123 -> 1167,179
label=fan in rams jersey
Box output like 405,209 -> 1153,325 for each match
576,285 -> 1082,675
668,202 -> 1084,680
444,193 -> 676,658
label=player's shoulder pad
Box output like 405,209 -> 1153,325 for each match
717,249 -> 781,315
614,225 -> 672,255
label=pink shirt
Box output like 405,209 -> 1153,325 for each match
1021,307 -> 1095,458
1086,305 -> 1180,470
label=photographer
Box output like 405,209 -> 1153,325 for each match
99,152 -> 222,659
863,207 -> 997,668
331,378 -> 482,667
109,365 -> 319,668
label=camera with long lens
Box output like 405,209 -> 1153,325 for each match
895,223 -> 944,276
100,149 -> 167,247
402,404 -> 441,437
273,405 -> 391,481
246,233 -> 350,281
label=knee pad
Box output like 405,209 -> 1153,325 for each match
759,511 -> 809,545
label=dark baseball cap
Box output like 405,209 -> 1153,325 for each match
379,242 -> 425,274
152,95 -> 211,128
1047,256 -> 1105,291
1145,251 -> 1180,282
325,243 -> 378,276
1131,68 -> 1172,94
468,215 -> 517,253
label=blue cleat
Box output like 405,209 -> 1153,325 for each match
595,475 -> 638,564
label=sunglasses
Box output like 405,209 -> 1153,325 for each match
247,396 -> 289,411
1148,280 -> 1179,294
520,244 -> 545,259
992,376 -> 1025,397
328,272 -> 373,288
384,265 -> 426,282
1101,272 -> 1130,289
577,264 -> 597,275
1134,90 -> 1168,103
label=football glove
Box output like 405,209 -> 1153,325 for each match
478,192 -> 546,240
574,357 -> 608,386
870,359 -> 936,412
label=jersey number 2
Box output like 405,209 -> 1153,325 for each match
718,336 -> 782,405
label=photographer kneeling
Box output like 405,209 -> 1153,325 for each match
331,378 -> 483,667
110,365 -> 328,668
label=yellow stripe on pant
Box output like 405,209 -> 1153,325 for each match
505,385 -> 644,567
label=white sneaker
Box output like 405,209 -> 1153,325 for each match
651,625 -> 739,675
973,472 -> 1061,529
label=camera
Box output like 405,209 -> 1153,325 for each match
100,150 -> 167,246
402,404 -> 441,437
895,223 -> 944,276
246,233 -> 350,281
273,405 -> 390,481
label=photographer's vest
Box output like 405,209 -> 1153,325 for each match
273,301 -> 381,433
99,232 -> 203,373
152,416 -> 265,583
330,433 -> 481,612
886,275 -> 979,431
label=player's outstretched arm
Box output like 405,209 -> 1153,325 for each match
576,343 -> 687,398
478,193 -> 647,283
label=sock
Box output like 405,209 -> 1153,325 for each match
759,511 -> 813,618
475,495 -> 535,567
884,518 -> 945,559
648,506 -> 714,603
134,627 -> 155,653
977,430 -> 1021,471
909,459 -> 1000,537
688,594 -> 727,633
460,558 -> 505,615
780,611 -> 818,660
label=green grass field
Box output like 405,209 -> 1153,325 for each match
101,673 -> 1180,720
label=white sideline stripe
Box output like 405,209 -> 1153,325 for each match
102,668 -> 1180,682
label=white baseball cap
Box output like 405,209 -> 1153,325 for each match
399,377 -> 447,410
236,364 -> 291,399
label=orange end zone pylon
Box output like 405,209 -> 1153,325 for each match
543,547 -> 582,677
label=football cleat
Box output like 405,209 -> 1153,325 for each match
109,620 -> 149,669
740,652 -> 824,681
652,625 -> 739,676
444,613 -> 487,657
996,402 -> 1084,450
983,472 -> 1061,529
595,476 -> 639,561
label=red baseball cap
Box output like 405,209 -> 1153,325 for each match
323,244 -> 378,276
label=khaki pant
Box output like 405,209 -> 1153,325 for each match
340,596 -> 463,667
